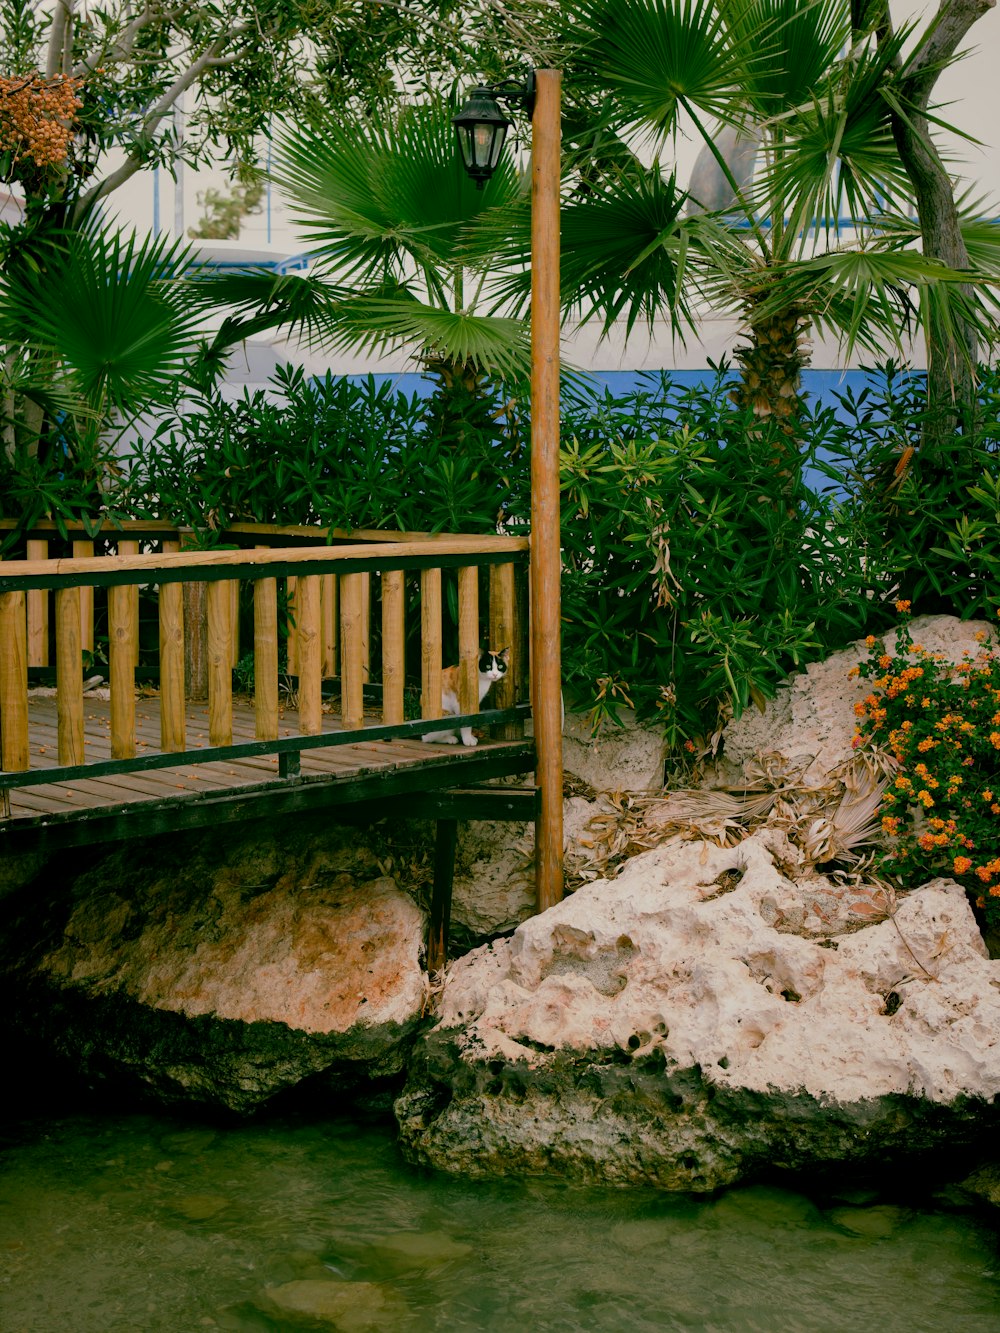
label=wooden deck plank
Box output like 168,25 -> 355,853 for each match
4,694 -> 534,838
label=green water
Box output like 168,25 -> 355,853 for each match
0,1107 -> 998,1333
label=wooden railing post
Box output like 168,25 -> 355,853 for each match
108,582 -> 136,759
490,561 -> 523,739
286,576 -> 298,676
230,578 -> 240,668
55,587 -> 85,765
72,540 -> 95,655
457,565 -> 480,721
207,579 -> 233,746
359,571 -> 371,683
117,539 -> 140,669
183,580 -> 209,701
159,541 -> 185,751
25,539 -> 48,666
321,573 -> 338,678
381,570 -> 405,725
254,577 -> 279,742
340,573 -> 365,731
296,574 -> 322,735
159,579 -> 186,753
420,568 -> 442,722
0,591 -> 29,772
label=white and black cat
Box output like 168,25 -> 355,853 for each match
422,647 -> 509,747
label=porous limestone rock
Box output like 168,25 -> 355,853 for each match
396,832 -> 1000,1192
0,816 -> 428,1114
452,796 -> 607,936
562,708 -> 667,793
723,615 -> 995,781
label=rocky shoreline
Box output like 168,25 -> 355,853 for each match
2,615 -> 999,1208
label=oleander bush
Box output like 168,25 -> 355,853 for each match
5,359 -> 998,749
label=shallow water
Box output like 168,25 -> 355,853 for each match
0,1107 -> 998,1333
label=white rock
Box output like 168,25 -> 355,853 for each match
398,833 -> 1000,1189
724,614 -> 995,781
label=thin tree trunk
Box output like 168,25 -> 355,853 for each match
871,0 -> 996,444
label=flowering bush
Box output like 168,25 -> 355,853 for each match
854,604 -> 1000,926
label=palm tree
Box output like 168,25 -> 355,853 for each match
485,0 -> 999,468
196,97 -> 533,398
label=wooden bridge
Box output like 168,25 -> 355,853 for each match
0,520 -> 548,970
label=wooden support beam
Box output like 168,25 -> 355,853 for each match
530,68 -> 564,911
427,817 -> 457,977
0,744 -> 537,854
405,786 -> 538,821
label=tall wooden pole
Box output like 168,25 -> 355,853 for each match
530,68 -> 564,910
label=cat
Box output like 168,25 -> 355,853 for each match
422,648 -> 510,747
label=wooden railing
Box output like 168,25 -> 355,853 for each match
0,520 -> 529,784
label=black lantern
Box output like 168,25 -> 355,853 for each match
453,72 -> 536,188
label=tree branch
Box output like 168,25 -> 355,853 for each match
72,2 -> 187,79
905,0 -> 996,108
46,0 -> 77,79
72,21 -> 254,223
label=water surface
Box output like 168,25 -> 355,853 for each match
0,1108 -> 998,1332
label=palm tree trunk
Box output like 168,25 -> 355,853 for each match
730,303 -> 810,484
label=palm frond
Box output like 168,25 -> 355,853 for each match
758,33 -> 915,248
270,99 -> 521,288
717,0 -> 850,119
0,221 -> 205,412
321,293 -> 532,380
565,0 -> 748,139
747,244 -> 987,357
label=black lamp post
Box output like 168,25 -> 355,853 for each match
452,72 -> 536,188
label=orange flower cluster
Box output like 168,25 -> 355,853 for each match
854,613 -> 1000,925
0,72 -> 82,177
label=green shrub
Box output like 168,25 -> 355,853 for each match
820,361 -> 1000,621
553,375 -> 874,743
87,359 -> 999,749
854,607 -> 1000,927
121,365 -> 523,537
